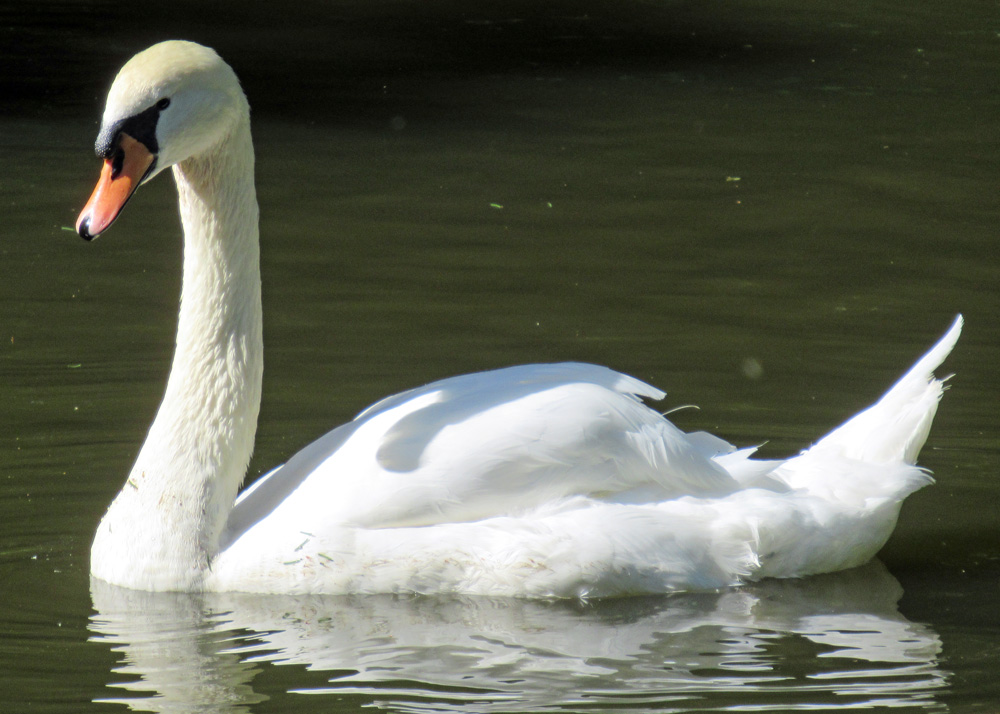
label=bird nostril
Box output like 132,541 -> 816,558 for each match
110,148 -> 125,180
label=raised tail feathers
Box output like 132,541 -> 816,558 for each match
811,315 -> 962,466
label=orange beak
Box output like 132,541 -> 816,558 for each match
76,133 -> 155,240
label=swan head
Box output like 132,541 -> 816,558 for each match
76,40 -> 247,240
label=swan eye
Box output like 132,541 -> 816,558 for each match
156,97 -> 171,110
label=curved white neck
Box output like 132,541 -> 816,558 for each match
92,119 -> 263,590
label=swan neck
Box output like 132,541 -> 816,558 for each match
93,116 -> 262,590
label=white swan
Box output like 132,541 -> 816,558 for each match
76,40 -> 961,597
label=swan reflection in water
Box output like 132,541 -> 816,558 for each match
89,561 -> 947,713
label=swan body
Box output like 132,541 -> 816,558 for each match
77,41 -> 961,597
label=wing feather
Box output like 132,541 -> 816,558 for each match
224,363 -> 750,544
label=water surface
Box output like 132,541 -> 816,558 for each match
2,0 -> 997,711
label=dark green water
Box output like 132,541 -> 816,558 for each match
2,0 -> 997,711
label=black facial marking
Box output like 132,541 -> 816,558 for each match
94,100 -> 168,159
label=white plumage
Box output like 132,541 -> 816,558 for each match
77,41 -> 961,597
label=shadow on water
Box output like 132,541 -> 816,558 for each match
5,0 -> 882,121
89,561 -> 949,713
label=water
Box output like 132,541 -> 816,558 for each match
85,564 -> 952,713
2,0 -> 998,711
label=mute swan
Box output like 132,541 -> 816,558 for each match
76,41 -> 961,597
